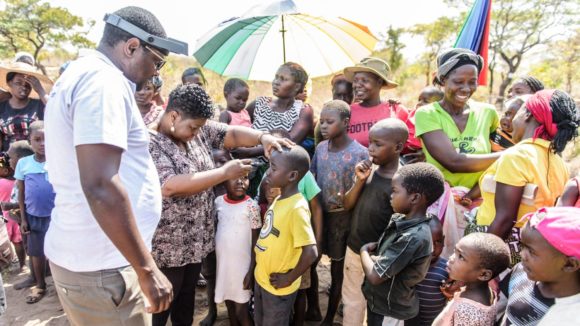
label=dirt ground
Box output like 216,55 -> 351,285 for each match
1,258 -> 340,326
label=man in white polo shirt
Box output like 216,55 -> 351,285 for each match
44,6 -> 188,325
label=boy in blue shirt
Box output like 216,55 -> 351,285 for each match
16,121 -> 55,304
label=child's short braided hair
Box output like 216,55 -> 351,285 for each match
322,100 -> 351,120
463,232 -> 510,278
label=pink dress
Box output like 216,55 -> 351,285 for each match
432,289 -> 497,326
0,178 -> 18,243
228,109 -> 252,127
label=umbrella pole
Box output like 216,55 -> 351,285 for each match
281,15 -> 287,63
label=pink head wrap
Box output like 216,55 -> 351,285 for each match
524,89 -> 557,140
524,207 -> 580,259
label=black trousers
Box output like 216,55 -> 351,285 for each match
152,263 -> 202,326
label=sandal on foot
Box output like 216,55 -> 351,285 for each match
26,287 -> 46,304
197,275 -> 207,287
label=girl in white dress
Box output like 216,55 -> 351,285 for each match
214,174 -> 261,325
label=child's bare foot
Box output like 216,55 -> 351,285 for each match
25,286 -> 46,304
199,310 -> 216,326
14,276 -> 36,290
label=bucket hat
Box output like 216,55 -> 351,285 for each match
344,57 -> 398,89
0,62 -> 53,99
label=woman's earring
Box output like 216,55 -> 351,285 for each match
170,124 -> 175,133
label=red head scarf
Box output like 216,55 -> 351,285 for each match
525,89 -> 557,140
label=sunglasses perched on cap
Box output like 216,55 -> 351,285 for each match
143,44 -> 166,71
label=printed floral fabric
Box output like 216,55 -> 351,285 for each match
149,120 -> 227,267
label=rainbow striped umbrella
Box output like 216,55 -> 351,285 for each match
454,0 -> 492,85
193,0 -> 378,81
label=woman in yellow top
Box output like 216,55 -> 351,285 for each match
477,89 -> 578,263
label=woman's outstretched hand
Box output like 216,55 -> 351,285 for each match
260,134 -> 294,158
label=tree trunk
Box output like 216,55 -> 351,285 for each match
425,60 -> 431,86
37,63 -> 47,76
496,74 -> 513,107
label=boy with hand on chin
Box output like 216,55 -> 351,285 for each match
253,146 -> 318,326
341,118 -> 408,325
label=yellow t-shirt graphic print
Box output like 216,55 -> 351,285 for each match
254,193 -> 316,296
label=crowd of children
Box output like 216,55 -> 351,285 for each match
1,44 -> 579,326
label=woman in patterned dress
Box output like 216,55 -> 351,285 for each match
148,84 -> 290,326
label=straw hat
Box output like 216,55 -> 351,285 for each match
343,57 -> 398,89
0,62 -> 53,99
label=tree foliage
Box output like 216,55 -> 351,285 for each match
529,29 -> 580,96
375,26 -> 406,73
0,0 -> 94,74
446,0 -> 579,104
408,16 -> 463,85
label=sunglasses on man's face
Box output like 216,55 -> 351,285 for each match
143,45 -> 166,71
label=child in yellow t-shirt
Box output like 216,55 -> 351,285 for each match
253,146 -> 318,326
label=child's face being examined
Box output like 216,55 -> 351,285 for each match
368,128 -> 400,166
319,108 -> 347,141
225,175 -> 249,200
390,174 -> 415,214
500,101 -> 521,133
212,149 -> 231,168
30,129 -> 45,156
446,237 -> 486,283
225,86 -> 249,113
520,223 -> 569,283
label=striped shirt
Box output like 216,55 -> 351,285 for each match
252,96 -> 303,133
406,257 -> 449,326
501,263 -> 554,326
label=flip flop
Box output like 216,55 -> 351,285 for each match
197,275 -> 207,287
26,286 -> 46,304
